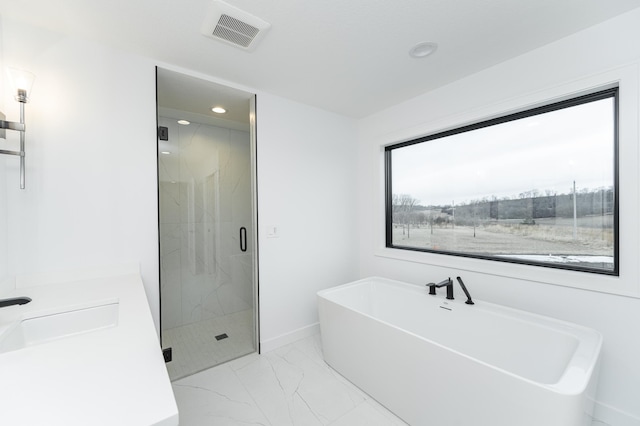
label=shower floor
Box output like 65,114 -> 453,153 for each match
162,309 -> 255,381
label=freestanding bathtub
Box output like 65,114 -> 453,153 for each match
317,277 -> 602,426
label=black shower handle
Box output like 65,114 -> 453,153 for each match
240,227 -> 247,252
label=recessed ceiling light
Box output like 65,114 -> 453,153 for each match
177,119 -> 190,125
409,42 -> 438,59
211,107 -> 226,114
161,151 -> 171,155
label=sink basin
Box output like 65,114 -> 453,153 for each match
0,302 -> 119,353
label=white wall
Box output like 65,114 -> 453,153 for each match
0,16 -> 10,291
357,8 -> 640,426
1,19 -> 161,326
257,93 -> 359,350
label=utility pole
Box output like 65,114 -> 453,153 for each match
573,180 -> 577,240
452,200 -> 455,229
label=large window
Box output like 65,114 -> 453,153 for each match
385,88 -> 618,275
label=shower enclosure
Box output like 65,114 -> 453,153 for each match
156,68 -> 258,380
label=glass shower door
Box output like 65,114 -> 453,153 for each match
157,69 -> 256,380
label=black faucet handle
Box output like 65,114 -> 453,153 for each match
432,278 -> 452,288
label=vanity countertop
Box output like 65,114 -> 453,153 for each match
0,272 -> 178,425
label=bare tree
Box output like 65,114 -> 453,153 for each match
392,194 -> 418,238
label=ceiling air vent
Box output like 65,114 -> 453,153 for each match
201,1 -> 271,51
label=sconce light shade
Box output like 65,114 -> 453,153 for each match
8,67 -> 36,103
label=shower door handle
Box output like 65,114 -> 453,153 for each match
240,227 -> 247,252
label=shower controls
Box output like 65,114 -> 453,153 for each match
163,348 -> 172,363
158,126 -> 168,141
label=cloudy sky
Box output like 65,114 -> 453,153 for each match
391,96 -> 615,207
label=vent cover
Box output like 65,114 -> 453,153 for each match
201,1 -> 271,51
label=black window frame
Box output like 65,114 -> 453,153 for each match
385,87 -> 619,276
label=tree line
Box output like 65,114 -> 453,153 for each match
392,187 -> 614,229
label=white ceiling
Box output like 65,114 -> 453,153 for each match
1,0 -> 639,118
157,68 -> 252,128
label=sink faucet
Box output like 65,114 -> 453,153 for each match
0,297 -> 32,309
427,278 -> 454,300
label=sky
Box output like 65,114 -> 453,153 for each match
391,96 -> 615,207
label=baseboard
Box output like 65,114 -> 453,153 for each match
592,401 -> 640,426
260,322 -> 320,353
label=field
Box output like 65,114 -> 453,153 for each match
392,216 -> 614,258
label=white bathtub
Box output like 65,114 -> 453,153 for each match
317,277 -> 602,426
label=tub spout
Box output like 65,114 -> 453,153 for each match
427,278 -> 453,300
456,277 -> 474,305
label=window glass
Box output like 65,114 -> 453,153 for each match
386,88 -> 618,275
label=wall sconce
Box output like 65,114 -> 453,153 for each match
0,67 -> 35,189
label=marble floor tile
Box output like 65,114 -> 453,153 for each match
172,334 -> 408,426
173,364 -> 271,426
330,400 -> 409,426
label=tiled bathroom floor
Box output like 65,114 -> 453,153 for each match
172,333 -> 408,425
162,309 -> 255,380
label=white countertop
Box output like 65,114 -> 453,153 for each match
0,272 -> 179,425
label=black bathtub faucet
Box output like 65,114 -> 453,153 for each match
456,277 -> 474,305
426,277 -> 475,305
427,278 -> 454,300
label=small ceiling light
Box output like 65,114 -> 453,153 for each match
177,119 -> 190,125
409,42 -> 438,59
161,151 -> 171,155
211,106 -> 226,114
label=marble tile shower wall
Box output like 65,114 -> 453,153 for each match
159,117 -> 253,331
